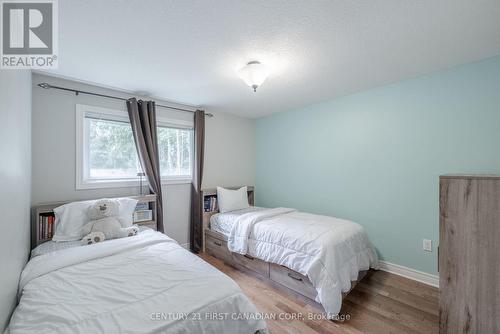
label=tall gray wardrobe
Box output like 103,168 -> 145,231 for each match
439,175 -> 499,333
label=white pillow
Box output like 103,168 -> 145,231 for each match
117,197 -> 139,227
52,197 -> 138,242
53,199 -> 96,242
217,186 -> 250,213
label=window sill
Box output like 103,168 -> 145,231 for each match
76,178 -> 192,190
161,178 -> 192,185
76,179 -> 139,190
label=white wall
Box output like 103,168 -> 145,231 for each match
0,71 -> 32,330
31,73 -> 255,245
203,110 -> 255,188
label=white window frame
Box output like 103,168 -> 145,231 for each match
76,104 -> 194,190
156,116 -> 194,183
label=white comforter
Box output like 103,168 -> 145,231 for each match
8,230 -> 267,334
228,208 -> 379,317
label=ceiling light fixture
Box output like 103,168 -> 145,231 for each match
237,61 -> 270,92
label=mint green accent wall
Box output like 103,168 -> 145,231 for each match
255,56 -> 500,275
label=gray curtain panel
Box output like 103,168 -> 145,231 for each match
126,98 -> 164,233
190,109 -> 205,252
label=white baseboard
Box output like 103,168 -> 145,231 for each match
180,242 -> 190,250
378,261 -> 439,288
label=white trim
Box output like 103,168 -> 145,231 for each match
76,179 -> 141,190
180,242 -> 190,250
75,104 -> 85,189
82,104 -> 129,121
161,178 -> 192,185
77,177 -> 191,189
157,117 -> 193,129
378,261 -> 439,288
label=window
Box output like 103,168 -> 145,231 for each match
158,126 -> 192,178
86,117 -> 140,179
76,104 -> 193,189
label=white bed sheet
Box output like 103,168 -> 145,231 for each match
210,207 -> 266,236
30,240 -> 81,258
227,208 -> 379,318
8,230 -> 267,334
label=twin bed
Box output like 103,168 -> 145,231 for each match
206,204 -> 379,317
8,228 -> 267,334
7,196 -> 267,334
7,187 -> 379,333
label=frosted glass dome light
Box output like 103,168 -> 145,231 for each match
237,61 -> 270,92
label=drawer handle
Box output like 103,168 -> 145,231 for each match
287,272 -> 303,281
213,241 -> 222,246
244,255 -> 255,260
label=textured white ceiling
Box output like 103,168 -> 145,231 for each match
41,0 -> 500,117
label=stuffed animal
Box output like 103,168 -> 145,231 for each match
81,199 -> 138,245
81,231 -> 106,245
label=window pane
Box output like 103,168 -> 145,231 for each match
158,126 -> 192,177
86,117 -> 140,178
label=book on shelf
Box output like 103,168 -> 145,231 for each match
135,202 -> 149,211
39,214 -> 55,240
204,196 -> 218,213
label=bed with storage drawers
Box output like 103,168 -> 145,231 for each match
206,227 -> 321,301
202,187 -> 379,319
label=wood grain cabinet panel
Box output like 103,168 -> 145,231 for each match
439,176 -> 500,334
231,253 -> 270,277
270,263 -> 317,300
205,234 -> 232,264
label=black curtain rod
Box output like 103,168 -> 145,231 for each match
37,82 -> 213,117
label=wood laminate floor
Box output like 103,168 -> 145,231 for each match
199,253 -> 439,334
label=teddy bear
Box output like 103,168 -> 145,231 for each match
81,199 -> 138,245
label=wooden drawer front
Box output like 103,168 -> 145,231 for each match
270,263 -> 317,300
205,234 -> 231,263
231,253 -> 270,277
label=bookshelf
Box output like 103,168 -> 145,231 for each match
31,195 -> 157,249
200,186 -> 254,251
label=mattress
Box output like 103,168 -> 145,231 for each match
9,229 -> 267,334
210,206 -> 266,236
